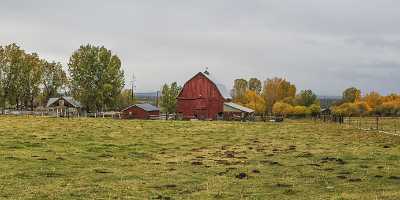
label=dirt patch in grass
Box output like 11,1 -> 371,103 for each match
320,157 -> 346,165
93,169 -> 113,174
191,161 -> 203,165
235,172 -> 248,179
297,152 -> 313,158
260,160 -> 282,166
388,176 -> 400,180
275,183 -> 293,188
348,178 -> 362,182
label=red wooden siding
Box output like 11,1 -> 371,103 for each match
121,106 -> 160,119
177,73 -> 226,120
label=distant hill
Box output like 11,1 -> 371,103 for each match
318,96 -> 342,108
135,92 -> 160,98
135,92 -> 160,105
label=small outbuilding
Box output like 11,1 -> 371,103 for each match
46,96 -> 82,117
320,108 -> 332,115
223,102 -> 255,121
319,108 -> 332,122
121,103 -> 160,120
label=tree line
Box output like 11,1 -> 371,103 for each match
332,87 -> 400,117
232,77 -> 400,118
232,77 -> 320,118
2,43 -> 398,117
0,43 -> 133,113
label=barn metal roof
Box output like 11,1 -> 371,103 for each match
46,96 -> 81,108
122,103 -> 160,112
201,72 -> 232,100
46,98 -> 59,107
224,102 -> 255,113
136,103 -> 160,111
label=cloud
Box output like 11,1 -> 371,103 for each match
0,0 -> 399,95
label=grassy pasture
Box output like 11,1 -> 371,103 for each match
0,116 -> 399,200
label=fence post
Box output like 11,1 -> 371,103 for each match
376,116 -> 379,131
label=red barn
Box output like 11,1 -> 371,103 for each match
177,71 -> 232,120
121,103 -> 160,119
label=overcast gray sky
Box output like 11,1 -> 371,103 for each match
1,0 -> 399,95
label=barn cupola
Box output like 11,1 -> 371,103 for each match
203,67 -> 210,75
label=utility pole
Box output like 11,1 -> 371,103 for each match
156,91 -> 159,107
131,73 -> 136,101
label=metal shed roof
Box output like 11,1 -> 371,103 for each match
46,96 -> 81,108
224,102 -> 255,113
122,103 -> 160,112
46,98 -> 59,107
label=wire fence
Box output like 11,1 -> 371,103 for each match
343,116 -> 400,136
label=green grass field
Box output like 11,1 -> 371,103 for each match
0,116 -> 399,200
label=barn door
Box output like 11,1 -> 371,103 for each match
193,109 -> 207,120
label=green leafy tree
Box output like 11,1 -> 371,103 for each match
342,87 -> 361,103
160,82 -> 181,119
116,89 -> 136,110
20,53 -> 44,110
296,90 -> 318,107
248,78 -> 262,94
42,61 -> 67,102
0,45 -> 5,112
0,44 -> 26,109
68,44 -> 124,112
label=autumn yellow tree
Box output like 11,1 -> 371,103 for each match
332,102 -> 370,117
272,102 -> 293,117
363,91 -> 382,113
263,77 -> 296,114
309,103 -> 321,116
376,99 -> 400,116
382,93 -> 400,102
332,103 -> 357,116
233,79 -> 248,104
354,101 -> 371,116
243,90 -> 265,114
291,106 -> 309,117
